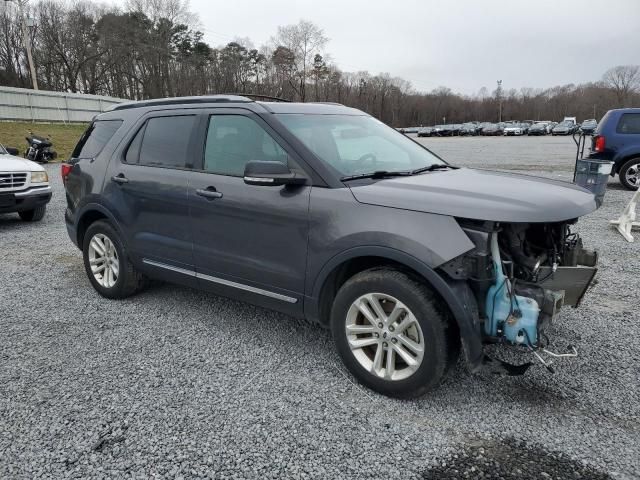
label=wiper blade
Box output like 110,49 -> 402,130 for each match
340,170 -> 412,181
410,164 -> 452,174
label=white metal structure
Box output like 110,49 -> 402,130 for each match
0,86 -> 125,123
610,190 -> 640,242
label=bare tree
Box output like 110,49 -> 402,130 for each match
125,0 -> 194,24
602,65 -> 640,107
272,19 -> 327,101
1,0 -> 638,127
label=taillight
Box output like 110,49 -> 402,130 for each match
594,135 -> 606,152
61,163 -> 72,184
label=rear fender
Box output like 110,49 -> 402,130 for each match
614,147 -> 640,173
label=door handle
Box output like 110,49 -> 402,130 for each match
196,187 -> 223,200
111,174 -> 129,185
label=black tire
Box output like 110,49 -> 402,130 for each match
18,205 -> 46,222
330,268 -> 451,399
618,158 -> 640,191
82,220 -> 145,299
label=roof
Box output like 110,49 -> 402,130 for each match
106,94 -> 364,116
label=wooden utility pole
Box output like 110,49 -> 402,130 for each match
4,0 -> 38,90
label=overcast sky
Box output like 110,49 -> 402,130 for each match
107,0 -> 639,95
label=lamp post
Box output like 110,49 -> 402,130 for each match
496,80 -> 502,123
4,0 -> 38,90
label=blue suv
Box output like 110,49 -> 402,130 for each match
589,108 -> 640,190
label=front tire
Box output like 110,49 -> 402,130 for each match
619,158 -> 640,190
331,268 -> 451,398
82,220 -> 145,299
18,205 -> 46,222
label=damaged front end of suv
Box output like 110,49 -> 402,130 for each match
442,218 -> 598,374
346,167 -> 600,378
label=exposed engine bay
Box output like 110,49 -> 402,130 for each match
441,219 -> 598,372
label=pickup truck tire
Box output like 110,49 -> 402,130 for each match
619,158 -> 640,191
82,220 -> 145,299
331,268 -> 449,399
18,205 -> 46,222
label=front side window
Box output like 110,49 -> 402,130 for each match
203,115 -> 289,176
126,115 -> 196,168
277,114 -> 444,177
617,113 -> 640,134
72,120 -> 123,159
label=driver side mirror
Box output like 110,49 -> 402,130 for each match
5,147 -> 19,156
243,160 -> 306,187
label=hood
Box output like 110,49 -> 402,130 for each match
0,154 -> 43,172
348,168 -> 597,223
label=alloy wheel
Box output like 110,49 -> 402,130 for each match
88,233 -> 119,288
624,163 -> 639,187
345,293 -> 425,381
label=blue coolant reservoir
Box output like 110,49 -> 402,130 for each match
484,234 -> 540,346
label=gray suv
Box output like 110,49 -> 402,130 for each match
63,95 -> 599,398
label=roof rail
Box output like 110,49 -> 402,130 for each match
109,94 -> 253,111
228,93 -> 291,103
308,102 -> 344,106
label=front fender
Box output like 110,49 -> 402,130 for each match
308,245 -> 484,372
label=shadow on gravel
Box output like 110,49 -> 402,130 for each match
605,182 -> 635,192
422,438 -> 612,480
0,213 -> 22,227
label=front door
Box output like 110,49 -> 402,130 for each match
188,112 -> 311,314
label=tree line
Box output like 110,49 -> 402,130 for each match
1,0 -> 639,126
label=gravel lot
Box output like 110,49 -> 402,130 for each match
1,136 -> 639,479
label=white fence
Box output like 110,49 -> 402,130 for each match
0,86 -> 127,123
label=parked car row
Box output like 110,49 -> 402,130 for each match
408,118 -> 598,137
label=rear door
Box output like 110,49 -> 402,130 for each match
103,112 -> 199,278
188,110 -> 311,314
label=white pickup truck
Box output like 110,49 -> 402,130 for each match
0,143 -> 52,221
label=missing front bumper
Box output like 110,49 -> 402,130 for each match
536,266 -> 598,307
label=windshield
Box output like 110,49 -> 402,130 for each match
277,114 -> 445,177
0,144 -> 7,155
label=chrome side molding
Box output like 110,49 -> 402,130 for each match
142,258 -> 298,304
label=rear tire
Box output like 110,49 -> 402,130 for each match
619,158 -> 640,191
82,220 -> 145,299
19,205 -> 46,222
330,268 -> 451,398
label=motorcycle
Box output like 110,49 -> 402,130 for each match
24,132 -> 57,163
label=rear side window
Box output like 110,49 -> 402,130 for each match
617,113 -> 640,134
125,115 -> 196,168
72,120 -> 122,159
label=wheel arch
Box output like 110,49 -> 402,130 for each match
75,203 -> 123,249
308,246 -> 483,371
614,150 -> 640,174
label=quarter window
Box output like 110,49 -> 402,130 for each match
617,113 -> 640,134
203,115 -> 289,176
126,115 -> 196,168
72,120 -> 123,159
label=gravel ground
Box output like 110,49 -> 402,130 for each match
1,136 -> 639,479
